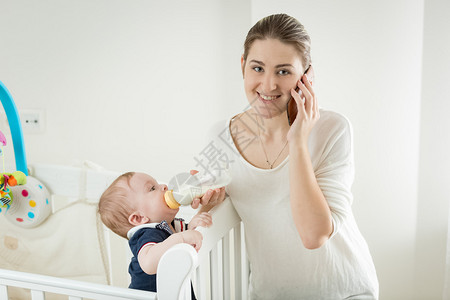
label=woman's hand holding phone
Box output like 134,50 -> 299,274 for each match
286,65 -> 320,146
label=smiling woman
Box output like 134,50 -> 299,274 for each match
242,38 -> 303,120
207,13 -> 379,299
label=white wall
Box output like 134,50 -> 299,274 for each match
415,0 -> 450,298
1,0 -> 448,299
0,0 -> 249,181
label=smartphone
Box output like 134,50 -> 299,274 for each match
287,65 -> 314,126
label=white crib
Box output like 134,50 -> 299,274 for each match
0,163 -> 248,300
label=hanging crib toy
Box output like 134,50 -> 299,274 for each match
0,131 -> 27,209
0,80 -> 51,228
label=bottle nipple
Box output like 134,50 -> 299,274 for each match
164,190 -> 181,209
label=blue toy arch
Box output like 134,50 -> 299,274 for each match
0,81 -> 28,176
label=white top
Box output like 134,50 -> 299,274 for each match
207,109 -> 379,300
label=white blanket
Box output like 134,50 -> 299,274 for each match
0,200 -> 109,299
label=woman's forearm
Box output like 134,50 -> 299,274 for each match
289,143 -> 333,249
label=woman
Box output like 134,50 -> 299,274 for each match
206,13 -> 379,299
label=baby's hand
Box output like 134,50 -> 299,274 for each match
178,230 -> 203,251
188,212 -> 212,230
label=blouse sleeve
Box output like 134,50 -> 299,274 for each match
312,112 -> 355,239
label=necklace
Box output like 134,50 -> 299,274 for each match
255,116 -> 289,169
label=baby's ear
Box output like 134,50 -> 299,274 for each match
128,212 -> 149,226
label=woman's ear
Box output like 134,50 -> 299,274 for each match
241,55 -> 245,78
128,212 -> 150,226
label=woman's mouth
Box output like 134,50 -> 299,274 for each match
258,92 -> 281,103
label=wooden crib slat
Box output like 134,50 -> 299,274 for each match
197,253 -> 211,300
210,241 -> 224,300
31,290 -> 45,300
241,223 -> 249,300
233,224 -> 243,300
223,233 -> 231,300
0,285 -> 8,299
69,297 -> 82,300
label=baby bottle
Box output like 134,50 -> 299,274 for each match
164,169 -> 231,209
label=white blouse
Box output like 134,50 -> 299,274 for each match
206,109 -> 379,300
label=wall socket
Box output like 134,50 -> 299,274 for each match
0,109 -> 45,134
20,109 -> 45,133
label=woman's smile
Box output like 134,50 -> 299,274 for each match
242,39 -> 304,118
258,92 -> 281,103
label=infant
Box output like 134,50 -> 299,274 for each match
98,171 -> 215,295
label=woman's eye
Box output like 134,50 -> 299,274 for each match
149,186 -> 156,191
252,66 -> 263,72
278,70 -> 289,75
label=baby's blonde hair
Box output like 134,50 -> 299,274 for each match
98,172 -> 136,239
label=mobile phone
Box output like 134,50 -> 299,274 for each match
287,65 -> 314,126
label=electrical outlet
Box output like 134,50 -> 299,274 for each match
20,109 -> 45,133
0,109 -> 45,134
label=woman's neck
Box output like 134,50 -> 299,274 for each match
248,109 -> 290,139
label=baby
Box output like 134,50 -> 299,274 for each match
98,171 -> 220,295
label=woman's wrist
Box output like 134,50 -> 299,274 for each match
288,138 -> 308,153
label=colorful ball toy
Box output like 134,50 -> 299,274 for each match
5,176 -> 51,228
0,81 -> 52,228
0,131 -> 51,228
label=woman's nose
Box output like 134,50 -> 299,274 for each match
161,184 -> 168,191
262,73 -> 277,91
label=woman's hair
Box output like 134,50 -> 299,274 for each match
98,172 -> 136,239
243,13 -> 311,70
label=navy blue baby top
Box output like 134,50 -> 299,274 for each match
127,219 -> 195,299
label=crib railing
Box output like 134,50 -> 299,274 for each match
0,267 -> 155,299
0,163 -> 248,300
195,198 -> 249,300
0,243 -> 196,299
